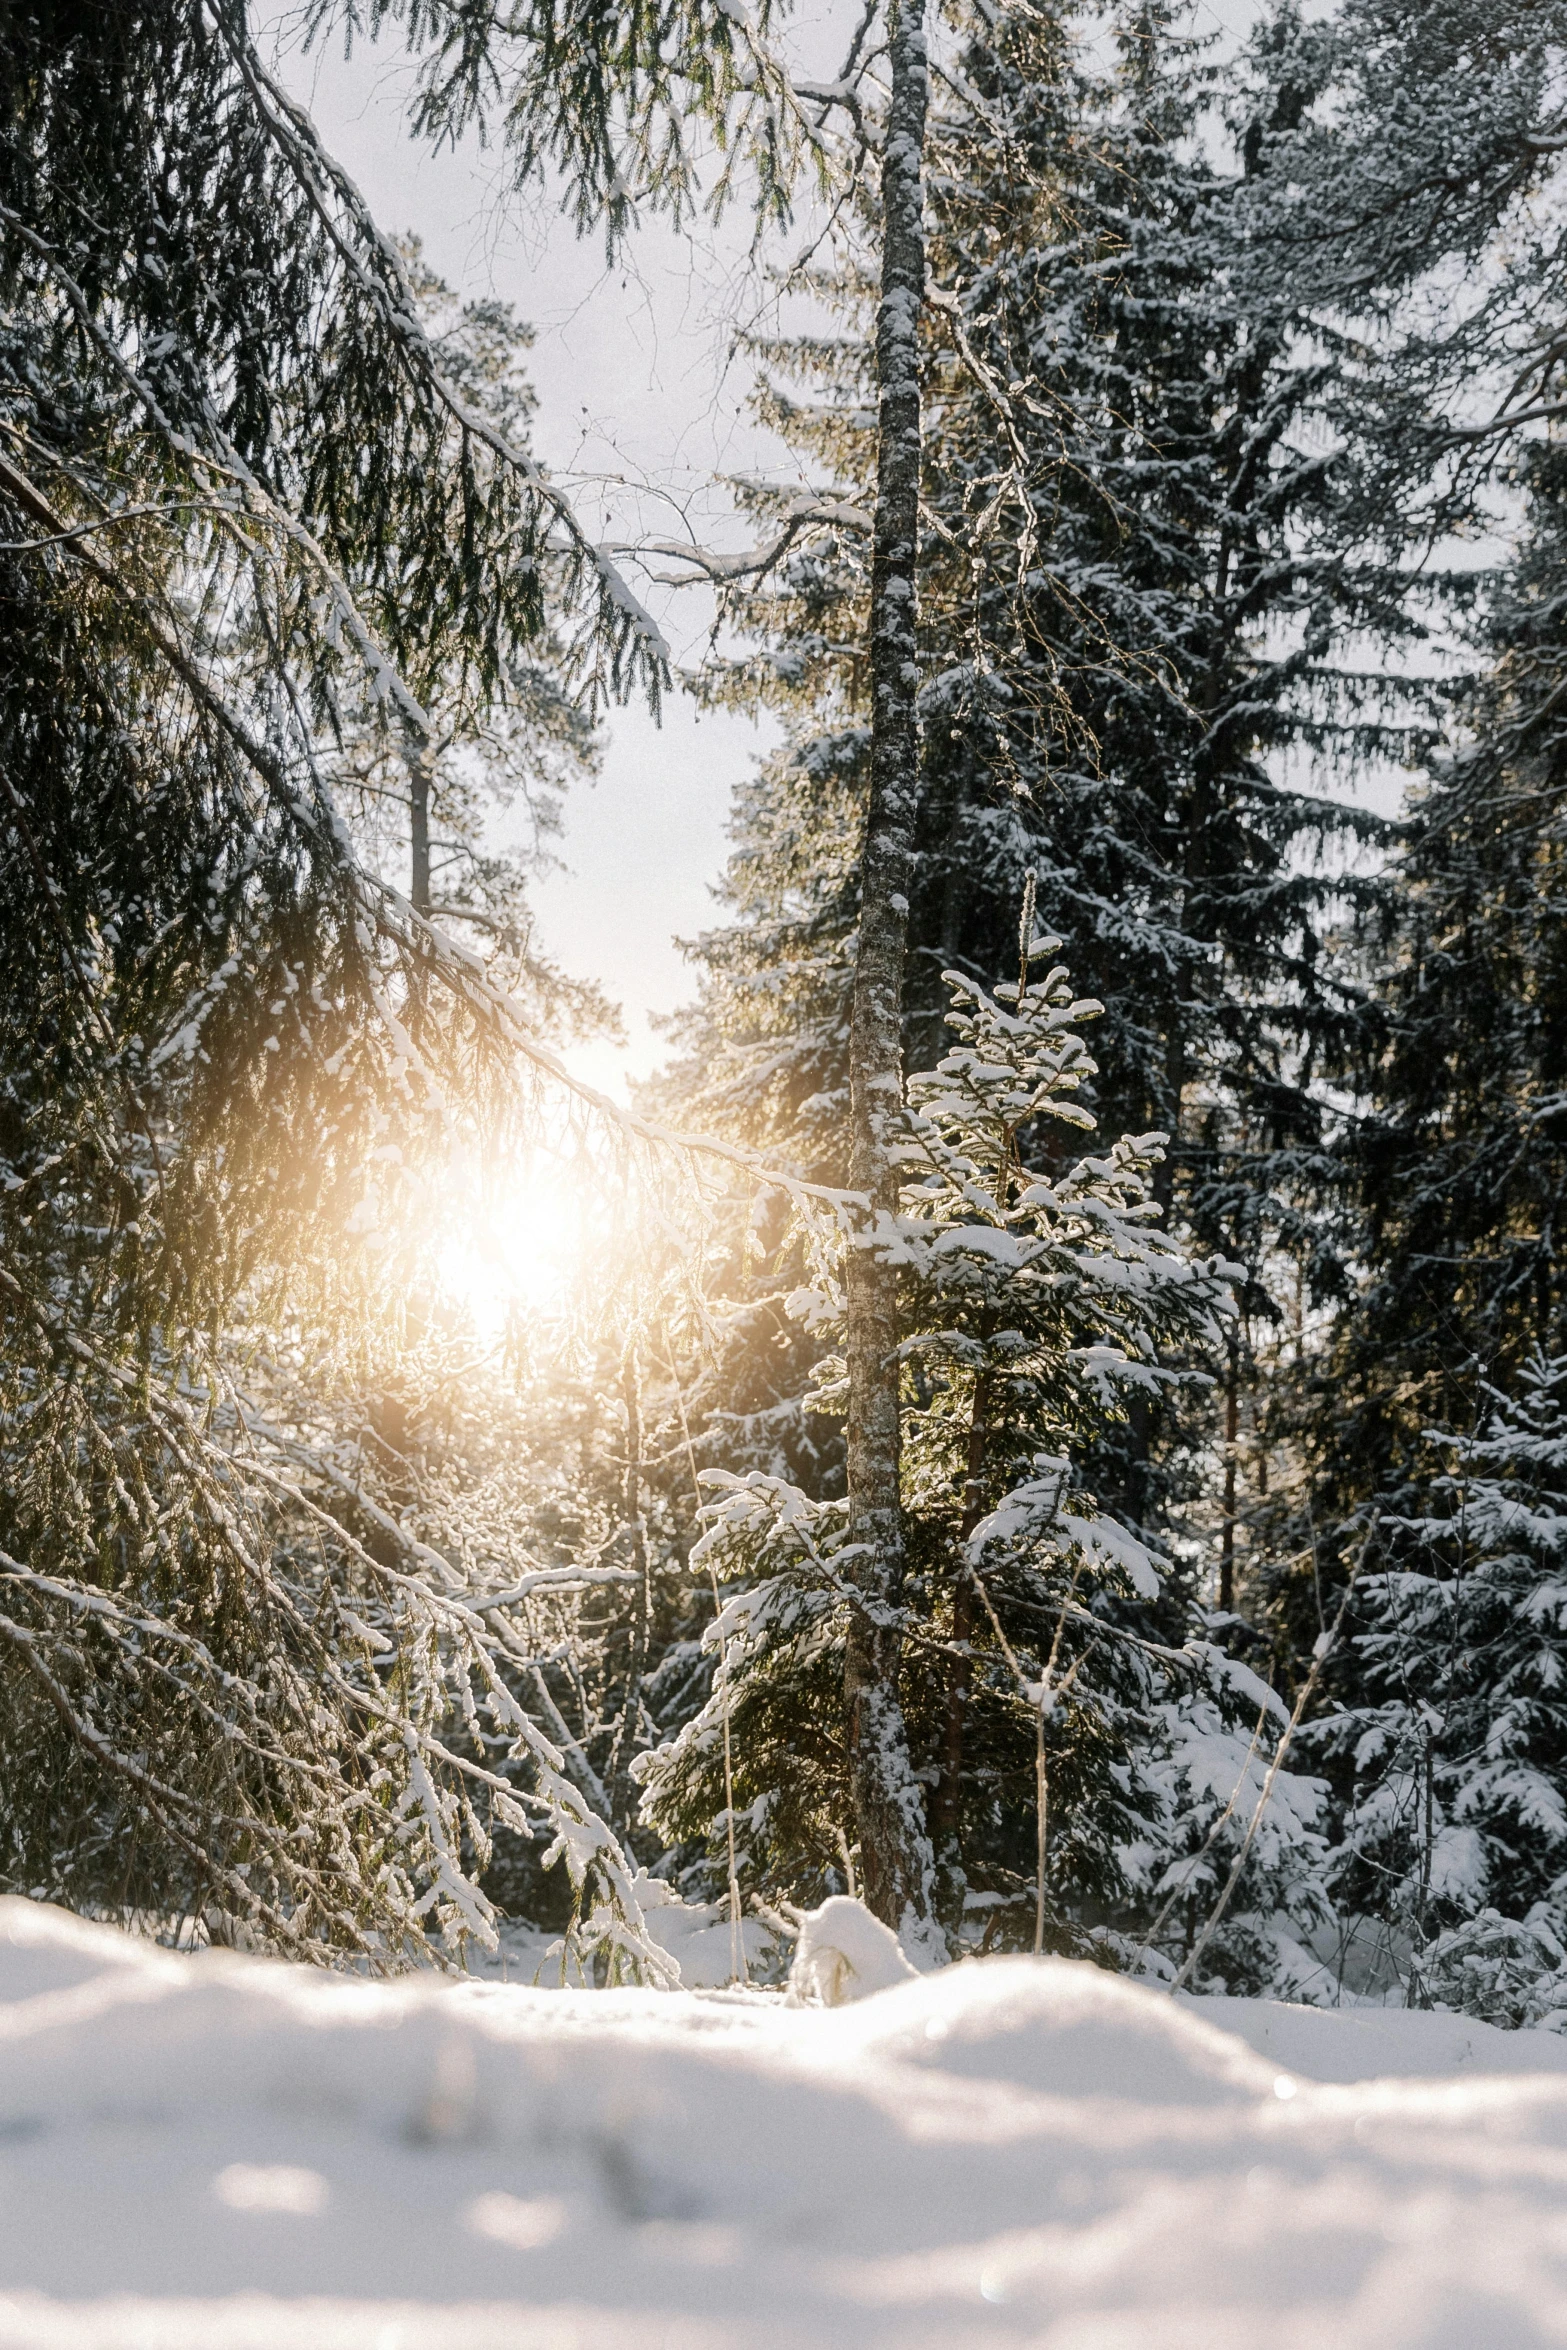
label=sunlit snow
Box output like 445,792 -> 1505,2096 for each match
5,1898 -> 1567,2346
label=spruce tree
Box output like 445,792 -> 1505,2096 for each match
1321,1354 -> 1567,2022
1234,0 -> 1567,1676
0,0 -> 674,1958
642,909 -> 1327,1977
660,1 -> 1394,1593
837,0 -> 945,1950
1337,454 -> 1567,1481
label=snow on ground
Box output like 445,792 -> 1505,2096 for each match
6,1899 -> 1567,2347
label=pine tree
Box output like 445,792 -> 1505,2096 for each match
1235,0 -> 1567,1675
0,0 -> 677,1959
641,908 -> 1330,1976
661,1 -> 1395,1601
1320,1354 -> 1567,2023
326,242 -> 612,1031
1330,452 -> 1567,1508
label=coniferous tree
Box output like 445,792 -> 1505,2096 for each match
327,244 -> 613,1029
350,0 -> 985,1945
27,0 -> 1567,2001
3,0 -> 995,1959
836,0 -> 946,1955
0,0 -> 677,1958
1336,454 -> 1567,1490
659,1 -> 1395,1606
1321,1355 -> 1567,2020
642,912 -> 1328,1978
1231,0 -> 1567,1688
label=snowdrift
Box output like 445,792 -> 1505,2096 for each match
4,1899 -> 1567,2347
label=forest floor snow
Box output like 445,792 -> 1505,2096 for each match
5,1899 -> 1567,2347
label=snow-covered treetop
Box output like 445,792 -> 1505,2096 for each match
889,922 -> 1236,1399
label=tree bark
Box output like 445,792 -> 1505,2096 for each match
409,741 -> 432,916
608,1346 -> 651,1848
933,1371 -> 992,1857
1219,1331 -> 1239,1613
842,0 -> 938,1951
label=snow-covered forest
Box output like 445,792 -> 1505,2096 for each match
11,0 -> 1567,2177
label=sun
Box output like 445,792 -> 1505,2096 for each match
436,1153 -> 591,1334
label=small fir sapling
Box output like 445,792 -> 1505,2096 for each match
642,892 -> 1327,1975
1320,1354 -> 1567,2024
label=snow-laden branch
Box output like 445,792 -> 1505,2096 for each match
209,7 -> 672,685
620,487 -> 871,587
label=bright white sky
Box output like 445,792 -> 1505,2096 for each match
265,1 -> 1259,1100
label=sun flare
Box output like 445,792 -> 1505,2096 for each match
435,1156 -> 592,1332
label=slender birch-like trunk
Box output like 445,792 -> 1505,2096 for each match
842,0 -> 938,1949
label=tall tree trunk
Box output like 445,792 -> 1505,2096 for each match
1220,1331 -> 1239,1613
608,1345 -> 651,1847
933,1371 -> 992,1862
842,0 -> 938,1951
410,744 -> 432,916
